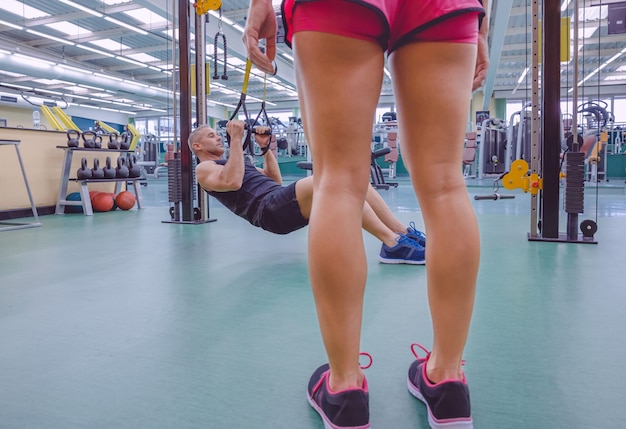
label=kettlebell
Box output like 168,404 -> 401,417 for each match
91,158 -> 105,179
116,156 -> 129,178
66,129 -> 80,148
127,154 -> 141,178
76,157 -> 93,180
94,135 -> 103,149
103,156 -> 116,179
108,132 -> 120,150
82,130 -> 97,148
120,131 -> 132,150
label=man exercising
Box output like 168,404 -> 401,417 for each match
191,120 -> 426,264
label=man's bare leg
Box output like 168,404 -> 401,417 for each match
296,177 -> 400,247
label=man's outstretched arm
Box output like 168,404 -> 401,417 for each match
255,128 -> 282,184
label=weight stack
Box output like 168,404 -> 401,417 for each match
563,151 -> 585,214
167,157 -> 182,203
192,156 -> 198,201
144,140 -> 157,173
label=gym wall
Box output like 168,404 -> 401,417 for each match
0,105 -> 53,130
0,127 -> 115,212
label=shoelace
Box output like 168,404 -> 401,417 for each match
397,234 -> 423,249
410,343 -> 466,366
408,222 -> 427,239
359,352 -> 373,369
410,343 -> 431,361
311,352 -> 372,396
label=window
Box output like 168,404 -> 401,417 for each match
506,101 -> 524,122
612,98 -> 626,123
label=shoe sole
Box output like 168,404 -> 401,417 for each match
407,378 -> 473,429
307,391 -> 371,429
378,256 -> 425,265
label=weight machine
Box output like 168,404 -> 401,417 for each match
505,103 -> 535,172
477,118 -> 508,179
575,101 -> 612,183
371,111 -> 399,188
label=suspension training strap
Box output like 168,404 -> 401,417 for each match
255,74 -> 273,155
227,59 -> 253,151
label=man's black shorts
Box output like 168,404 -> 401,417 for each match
254,181 -> 309,235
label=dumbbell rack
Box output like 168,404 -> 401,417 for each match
55,146 -> 144,216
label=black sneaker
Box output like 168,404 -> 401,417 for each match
307,357 -> 371,429
407,343 -> 473,429
405,222 -> 427,247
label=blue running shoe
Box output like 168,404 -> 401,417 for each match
405,221 -> 427,247
407,343 -> 473,429
307,355 -> 371,429
379,235 -> 425,265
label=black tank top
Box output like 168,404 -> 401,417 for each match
205,159 -> 282,226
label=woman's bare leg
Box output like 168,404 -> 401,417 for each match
390,41 -> 480,382
294,31 -> 384,391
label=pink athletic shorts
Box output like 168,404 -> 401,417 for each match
281,0 -> 484,52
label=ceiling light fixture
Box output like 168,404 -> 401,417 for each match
74,103 -> 101,110
65,94 -> 90,100
57,0 -> 103,17
13,54 -> 55,67
0,82 -> 34,90
134,107 -> 166,113
517,67 -> 529,84
570,47 -> 626,91
79,83 -> 105,91
76,44 -> 116,58
37,88 -> 64,96
26,29 -> 75,45
93,72 -> 123,82
104,16 -> 148,36
0,19 -> 23,30
116,56 -> 149,68
212,100 -> 237,109
57,63 -> 92,74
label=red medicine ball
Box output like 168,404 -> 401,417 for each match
116,191 -> 136,210
92,192 -> 115,212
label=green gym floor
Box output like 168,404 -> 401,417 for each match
1,176 -> 626,429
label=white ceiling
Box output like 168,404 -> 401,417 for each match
0,0 -> 625,119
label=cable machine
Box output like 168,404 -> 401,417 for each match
164,0 -> 220,224
502,0 -> 598,244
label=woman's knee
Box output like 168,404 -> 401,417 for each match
314,163 -> 370,188
412,171 -> 467,201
